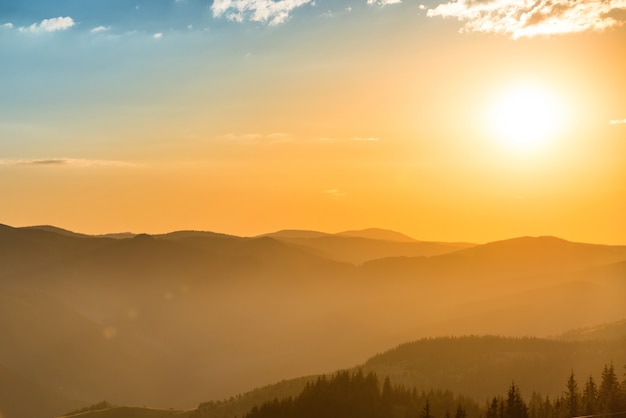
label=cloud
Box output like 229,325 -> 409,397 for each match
352,137 -> 380,141
609,118 -> 626,125
19,16 -> 75,33
1,23 -> 13,29
153,32 -> 163,39
211,0 -> 314,25
90,26 -> 110,33
0,159 -> 133,168
368,0 -> 402,5
427,0 -> 626,38
323,188 -> 347,197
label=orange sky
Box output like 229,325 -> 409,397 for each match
1,2 -> 625,244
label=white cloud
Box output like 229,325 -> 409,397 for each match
90,25 -> 110,33
0,159 -> 134,168
368,0 -> 402,5
211,0 -> 314,25
1,23 -> 13,29
153,32 -> 163,39
427,0 -> 626,38
610,119 -> 626,125
19,16 -> 75,33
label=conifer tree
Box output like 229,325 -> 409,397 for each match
599,363 -> 620,413
421,399 -> 434,418
505,382 -> 529,418
582,375 -> 598,416
564,370 -> 580,418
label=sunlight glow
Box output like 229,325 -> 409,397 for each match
488,84 -> 564,153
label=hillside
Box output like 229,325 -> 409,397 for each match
59,334 -> 626,418
1,225 -> 625,418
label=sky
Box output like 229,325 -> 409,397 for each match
1,0 -> 625,244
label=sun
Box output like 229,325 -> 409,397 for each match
487,83 -> 564,153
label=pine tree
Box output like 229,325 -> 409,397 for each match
421,399 -> 434,418
582,375 -> 598,416
486,397 -> 500,418
455,405 -> 467,418
564,370 -> 580,418
505,382 -> 529,418
598,363 -> 620,413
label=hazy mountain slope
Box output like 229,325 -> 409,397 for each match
361,336 -> 626,401
363,236 -> 626,279
3,225 -> 626,417
556,317 -> 626,341
0,287 -> 207,418
336,228 -> 419,242
59,406 -> 191,418
260,229 -> 332,239
268,235 -> 470,264
0,362 -> 80,418
100,335 -> 626,418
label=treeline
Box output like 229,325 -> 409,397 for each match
243,369 -> 480,418
242,364 -> 626,418
524,363 -> 626,418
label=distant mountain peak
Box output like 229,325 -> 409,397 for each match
336,228 -> 418,243
260,229 -> 331,239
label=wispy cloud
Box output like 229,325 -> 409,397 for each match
211,0 -> 314,25
368,0 -> 403,5
352,137 -> 380,141
609,118 -> 626,125
0,159 -> 134,168
90,26 -> 110,33
1,23 -> 13,29
153,32 -> 163,39
223,132 -> 292,142
19,16 -> 75,33
427,0 -> 626,38
323,188 -> 347,197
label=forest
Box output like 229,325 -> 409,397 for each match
230,363 -> 626,418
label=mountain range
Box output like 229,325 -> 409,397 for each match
0,224 -> 625,418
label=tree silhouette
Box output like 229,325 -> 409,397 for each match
505,383 -> 528,418
564,371 -> 580,418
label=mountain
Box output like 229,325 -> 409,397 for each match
557,318 -> 626,341
336,228 -> 419,242
263,228 -> 474,264
2,225 -> 625,418
260,229 -> 332,239
20,225 -> 91,239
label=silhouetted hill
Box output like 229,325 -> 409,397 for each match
21,225 -> 90,238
